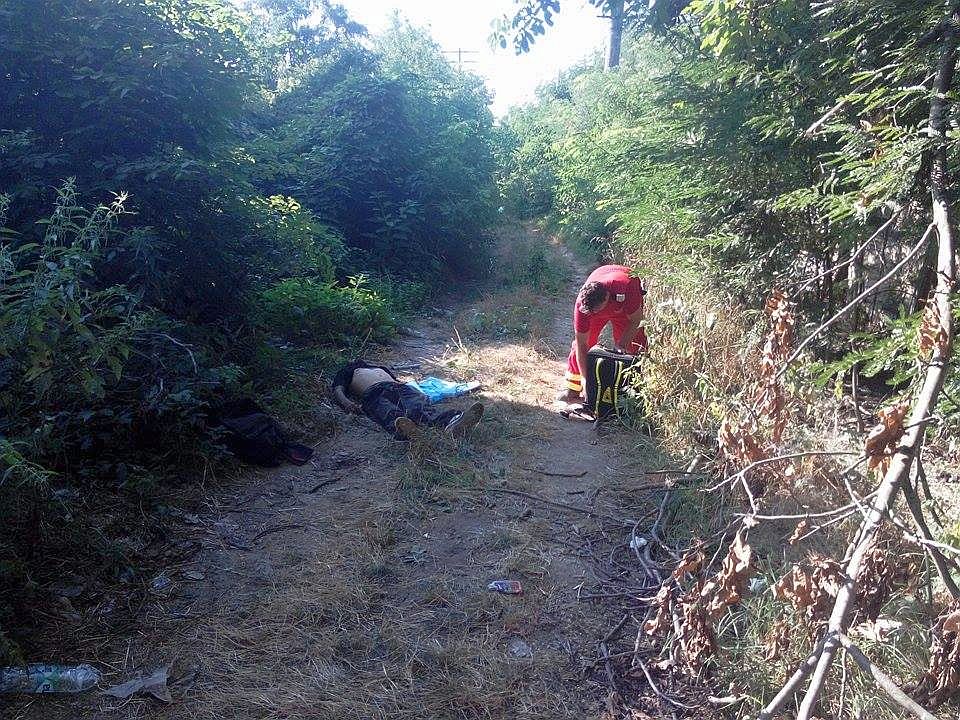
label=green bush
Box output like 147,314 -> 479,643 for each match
0,0 -> 498,661
258,275 -> 396,343
0,186 -> 245,660
0,184 -> 239,485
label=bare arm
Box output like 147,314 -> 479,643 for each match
333,385 -> 362,414
617,306 -> 646,353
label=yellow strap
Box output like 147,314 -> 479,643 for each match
594,356 -> 603,415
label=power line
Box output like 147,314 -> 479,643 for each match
441,48 -> 479,71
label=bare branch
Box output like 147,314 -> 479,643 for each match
705,450 -> 859,493
775,224 -> 935,382
631,655 -> 697,710
795,210 -> 902,294
838,635 -> 942,720
744,492 -> 876,522
804,96 -> 849,136
758,633 -> 831,719
792,5 -> 959,716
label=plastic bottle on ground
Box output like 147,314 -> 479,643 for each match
0,664 -> 101,693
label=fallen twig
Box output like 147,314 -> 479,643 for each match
306,477 -> 346,494
601,613 -> 631,643
649,489 -> 680,560
480,486 -> 619,521
250,523 -> 305,543
521,466 -> 588,478
632,655 -> 697,710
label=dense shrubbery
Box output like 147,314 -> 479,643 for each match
258,275 -> 396,342
499,23 -> 959,431
0,184 -> 237,485
0,0 -> 495,656
499,4 -> 960,714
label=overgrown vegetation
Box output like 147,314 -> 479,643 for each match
499,2 -> 959,717
0,0 -> 495,662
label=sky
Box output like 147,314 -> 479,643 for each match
335,1 -> 610,116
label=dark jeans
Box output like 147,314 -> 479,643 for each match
360,382 -> 460,438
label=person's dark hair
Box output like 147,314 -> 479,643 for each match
578,281 -> 608,313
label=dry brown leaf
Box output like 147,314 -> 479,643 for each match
764,289 -> 788,316
914,602 -> 960,707
718,418 -> 766,466
763,619 -> 792,660
773,555 -> 843,624
918,299 -> 949,359
643,585 -> 674,636
788,520 -> 810,545
700,531 -> 753,620
857,545 -> 917,622
672,548 -> 705,580
751,291 -> 795,442
864,402 -> 909,477
677,582 -> 717,675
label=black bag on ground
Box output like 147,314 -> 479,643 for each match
583,345 -> 639,421
212,399 -> 313,467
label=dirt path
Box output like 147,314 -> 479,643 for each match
9,225 -> 671,720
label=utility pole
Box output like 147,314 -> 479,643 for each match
606,0 -> 625,69
442,48 -> 479,71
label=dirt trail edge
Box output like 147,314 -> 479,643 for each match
11,225 -> 675,720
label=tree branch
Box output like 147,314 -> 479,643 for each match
838,635 -> 942,720
705,450 -> 859,493
775,224 -> 935,382
901,470 -> 960,598
757,633 -> 831,719
792,5 -> 959,717
795,210 -> 902,294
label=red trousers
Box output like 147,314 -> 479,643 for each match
564,318 -> 647,392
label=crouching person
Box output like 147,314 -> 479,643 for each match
560,265 -> 648,403
331,360 -> 483,439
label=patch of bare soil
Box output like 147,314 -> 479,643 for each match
6,225 -> 691,720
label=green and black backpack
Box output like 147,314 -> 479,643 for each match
583,345 -> 640,421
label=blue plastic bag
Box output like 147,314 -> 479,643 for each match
407,376 -> 480,403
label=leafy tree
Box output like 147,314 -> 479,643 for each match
490,0 -> 689,66
256,18 -> 496,280
0,0 -> 498,662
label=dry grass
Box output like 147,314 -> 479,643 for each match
6,227 -> 662,720
610,274 -> 960,719
160,504 -> 604,720
629,287 -> 765,454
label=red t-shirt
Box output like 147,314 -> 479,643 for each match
574,265 -> 644,333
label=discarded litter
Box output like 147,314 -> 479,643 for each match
507,638 -> 533,658
407,376 -> 481,403
103,666 -> 171,703
0,663 -> 101,693
748,576 -> 768,593
150,573 -> 172,593
487,580 -> 523,595
181,570 -> 205,581
629,535 -> 648,551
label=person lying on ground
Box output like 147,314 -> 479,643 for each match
559,264 -> 648,404
331,360 -> 484,439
